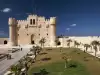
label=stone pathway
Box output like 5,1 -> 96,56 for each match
0,47 -> 30,75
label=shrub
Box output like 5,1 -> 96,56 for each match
67,61 -> 78,68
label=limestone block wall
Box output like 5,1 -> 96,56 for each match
58,36 -> 100,47
16,15 -> 53,46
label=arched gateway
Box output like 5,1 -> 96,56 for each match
31,34 -> 35,44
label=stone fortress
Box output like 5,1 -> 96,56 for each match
0,14 -> 100,47
4,14 -> 56,47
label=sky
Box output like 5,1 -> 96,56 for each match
0,0 -> 100,37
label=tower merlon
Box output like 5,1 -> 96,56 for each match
50,17 -> 56,25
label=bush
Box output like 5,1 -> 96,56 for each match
67,61 -> 78,68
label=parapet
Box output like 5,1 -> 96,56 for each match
38,16 -> 45,21
17,20 -> 27,24
45,19 -> 49,21
28,14 -> 37,18
8,17 -> 17,25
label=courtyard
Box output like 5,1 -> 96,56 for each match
28,48 -> 100,75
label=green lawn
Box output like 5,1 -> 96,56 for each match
28,48 -> 100,75
28,60 -> 89,75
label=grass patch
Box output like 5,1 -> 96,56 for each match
28,48 -> 100,75
28,60 -> 89,75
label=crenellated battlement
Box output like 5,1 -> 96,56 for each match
28,14 -> 37,17
9,15 -> 56,26
45,19 -> 50,21
17,20 -> 27,22
38,16 -> 45,21
17,20 -> 27,25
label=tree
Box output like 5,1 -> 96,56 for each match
67,39 -> 72,48
10,65 -> 17,75
39,37 -> 46,48
97,42 -> 100,51
62,54 -> 71,69
24,61 -> 29,75
62,56 -> 68,69
75,41 -> 80,48
32,46 -> 37,61
10,64 -> 22,75
84,44 -> 91,52
74,41 -> 77,48
30,46 -> 42,62
36,46 -> 42,54
93,45 -> 98,57
91,40 -> 99,57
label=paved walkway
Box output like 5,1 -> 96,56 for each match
0,47 -> 30,75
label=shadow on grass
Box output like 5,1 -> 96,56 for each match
39,52 -> 48,55
46,49 -> 52,51
77,52 -> 80,54
41,57 -> 51,61
33,69 -> 49,75
83,57 -> 89,61
67,61 -> 79,68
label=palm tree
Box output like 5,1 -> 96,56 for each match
39,37 -> 46,48
97,41 -> 100,51
93,45 -> 98,57
62,54 -> 71,69
67,39 -> 72,48
84,44 -> 91,52
62,55 -> 68,69
91,40 -> 99,57
74,41 -> 77,48
76,42 -> 80,48
74,41 -> 80,48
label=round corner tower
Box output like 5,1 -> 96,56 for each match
8,18 -> 18,46
50,17 -> 56,47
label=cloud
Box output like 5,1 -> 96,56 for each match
66,28 -> 70,31
0,31 -> 7,35
70,24 -> 76,27
1,8 -> 11,13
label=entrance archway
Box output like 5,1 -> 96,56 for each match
31,34 -> 35,44
31,40 -> 35,44
4,40 -> 7,44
